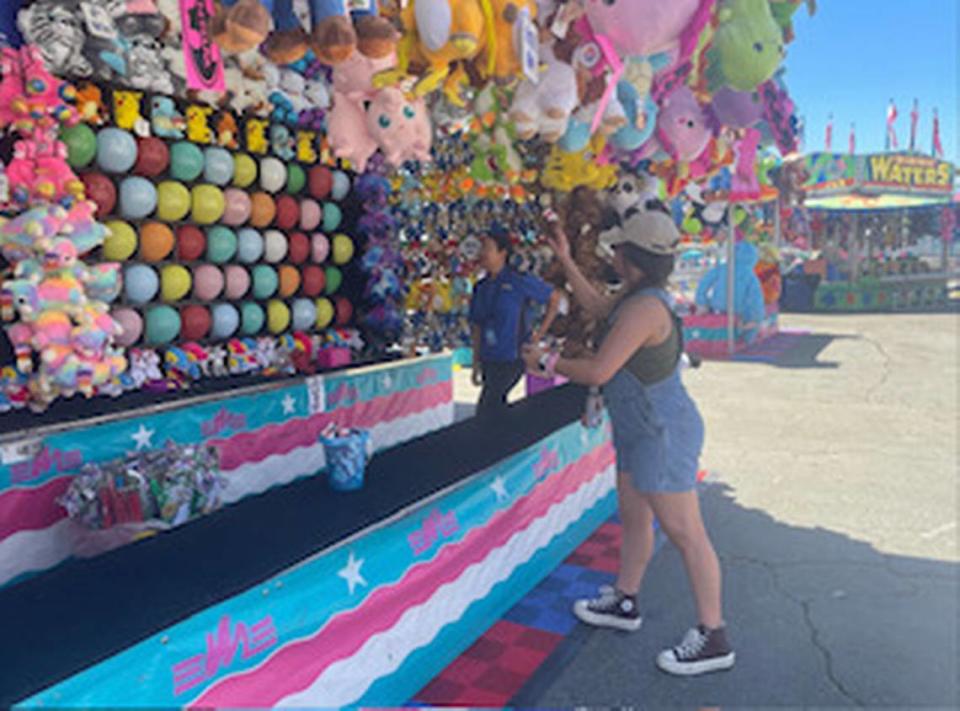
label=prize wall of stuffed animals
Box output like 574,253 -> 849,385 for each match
0,0 -> 812,410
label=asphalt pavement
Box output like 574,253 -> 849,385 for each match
459,312 -> 959,707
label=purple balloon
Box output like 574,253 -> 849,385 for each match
711,87 -> 764,129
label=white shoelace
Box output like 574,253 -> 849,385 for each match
674,627 -> 708,659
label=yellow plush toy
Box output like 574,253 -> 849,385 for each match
541,135 -> 618,193
376,0 -> 488,106
481,0 -> 538,83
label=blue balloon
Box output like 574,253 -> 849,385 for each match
236,228 -> 265,263
119,176 -> 158,219
291,298 -> 317,331
124,264 -> 159,304
331,170 -> 351,201
204,147 -> 235,186
210,303 -> 240,340
96,128 -> 137,173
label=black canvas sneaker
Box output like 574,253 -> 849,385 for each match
573,586 -> 643,632
657,624 -> 736,676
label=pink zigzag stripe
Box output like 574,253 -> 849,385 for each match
191,442 -> 615,707
214,381 -> 451,471
0,476 -> 71,541
0,383 -> 452,543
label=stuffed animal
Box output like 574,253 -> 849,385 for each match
327,90 -> 378,171
378,0 -> 486,105
366,88 -> 432,168
150,96 -> 186,138
695,240 -> 766,326
115,1 -> 175,94
637,85 -> 712,165
709,0 -> 784,91
76,83 -> 110,125
508,44 -> 578,143
481,0 -> 539,83
309,0 -> 399,66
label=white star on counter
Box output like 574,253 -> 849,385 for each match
338,552 -> 367,595
490,476 -> 508,502
382,374 -> 393,390
580,429 -> 590,447
131,424 -> 154,450
281,394 -> 296,415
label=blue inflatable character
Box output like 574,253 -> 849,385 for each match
696,241 -> 766,327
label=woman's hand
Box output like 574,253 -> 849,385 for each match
521,343 -> 544,373
544,220 -> 571,261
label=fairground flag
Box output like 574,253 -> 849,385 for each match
886,99 -> 898,150
932,108 -> 944,158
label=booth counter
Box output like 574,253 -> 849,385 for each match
0,384 -> 615,708
0,353 -> 454,589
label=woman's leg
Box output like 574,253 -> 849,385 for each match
615,471 -> 656,595
649,491 -> 724,629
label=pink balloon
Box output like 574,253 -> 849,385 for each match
112,308 -> 143,346
224,265 -> 251,299
311,233 -> 330,263
193,264 -> 225,301
300,198 -> 322,231
222,188 -> 252,226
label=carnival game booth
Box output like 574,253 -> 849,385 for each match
0,383 -> 618,708
781,152 -> 957,312
0,0 -> 813,705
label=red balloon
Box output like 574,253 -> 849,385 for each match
274,195 -> 300,230
180,305 -> 212,340
134,137 -> 170,177
301,265 -> 326,297
176,225 -> 206,261
308,166 -> 333,199
81,172 -> 116,218
335,296 -> 353,325
288,231 -> 310,264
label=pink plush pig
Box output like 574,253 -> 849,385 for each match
327,91 -> 379,172
333,51 -> 397,102
366,88 -> 432,168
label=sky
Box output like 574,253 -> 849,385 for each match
784,0 -> 957,161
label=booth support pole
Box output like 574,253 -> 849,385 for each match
727,204 -> 736,355
850,212 -> 860,281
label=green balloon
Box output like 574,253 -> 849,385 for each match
170,141 -> 205,182
144,305 -> 181,344
322,202 -> 342,232
286,164 -> 306,195
252,265 -> 279,299
206,225 -> 238,263
324,265 -> 342,295
61,123 -> 97,168
241,302 -> 265,334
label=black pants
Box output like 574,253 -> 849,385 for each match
477,360 -> 525,419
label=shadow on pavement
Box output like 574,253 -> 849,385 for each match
717,332 -> 856,369
518,480 -> 959,708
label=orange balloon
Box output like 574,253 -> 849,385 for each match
139,222 -> 175,262
249,191 -> 276,228
277,264 -> 301,298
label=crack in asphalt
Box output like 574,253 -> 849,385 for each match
860,335 -> 893,402
723,554 -> 866,706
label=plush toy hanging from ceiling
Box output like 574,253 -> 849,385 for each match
375,0 -> 488,106
211,0 -> 398,65
706,0 -> 784,92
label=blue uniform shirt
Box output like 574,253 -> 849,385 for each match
469,267 -> 553,363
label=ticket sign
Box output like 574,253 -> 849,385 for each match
864,154 -> 954,195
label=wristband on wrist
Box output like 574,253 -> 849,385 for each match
543,352 -> 560,378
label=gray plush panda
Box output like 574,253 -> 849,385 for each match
606,173 -> 661,223
114,2 -> 175,94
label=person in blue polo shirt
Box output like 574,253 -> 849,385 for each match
469,225 -> 561,417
